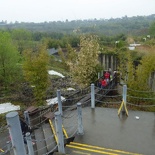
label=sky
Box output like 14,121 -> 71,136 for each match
0,0 -> 155,23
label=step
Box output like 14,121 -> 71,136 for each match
42,123 -> 57,153
34,127 -> 47,155
26,106 -> 38,115
43,112 -> 54,121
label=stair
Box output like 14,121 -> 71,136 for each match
30,108 -> 77,155
42,123 -> 57,153
34,127 -> 47,155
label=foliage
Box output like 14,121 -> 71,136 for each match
125,49 -> 155,104
65,44 -> 77,68
58,44 -> 78,72
126,52 -> 135,87
48,38 -> 62,49
126,36 -> 135,44
134,51 -> 155,90
0,113 -> 6,128
117,47 -> 144,81
116,48 -> 128,81
115,40 -> 126,48
144,38 -> 155,46
23,44 -> 49,106
11,29 -> 33,54
0,31 -> 21,90
116,45 -> 155,104
47,35 -> 80,49
1,14 -> 154,37
49,55 -> 69,76
58,48 -> 69,71
149,21 -> 155,37
67,35 -> 101,88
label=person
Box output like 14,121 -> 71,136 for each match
98,78 -> 102,88
20,119 -> 32,144
20,119 -> 27,144
104,71 -> 110,83
113,71 -> 117,78
101,79 -> 107,89
8,119 -> 31,145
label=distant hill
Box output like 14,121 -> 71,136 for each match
0,14 -> 155,36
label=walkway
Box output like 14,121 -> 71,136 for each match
65,107 -> 155,155
1,107 -> 155,155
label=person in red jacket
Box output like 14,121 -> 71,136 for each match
104,71 -> 110,83
101,79 -> 107,89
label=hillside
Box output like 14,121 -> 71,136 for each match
0,14 -> 155,36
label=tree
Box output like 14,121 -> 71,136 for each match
127,51 -> 155,104
23,44 -> 49,106
65,44 -> 77,69
58,44 -> 77,71
149,22 -> 155,37
0,32 -> 21,90
134,51 -> 155,90
126,52 -> 135,87
11,29 -> 33,54
67,35 -> 101,88
116,47 -> 128,81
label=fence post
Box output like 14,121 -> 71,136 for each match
54,111 -> 65,154
57,90 -> 63,116
77,103 -> 84,135
26,132 -> 34,155
91,83 -> 95,109
6,111 -> 27,155
122,85 -> 127,113
24,111 -> 30,127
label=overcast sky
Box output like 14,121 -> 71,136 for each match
0,0 -> 155,23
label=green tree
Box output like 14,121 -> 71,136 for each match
58,48 -> 68,70
67,35 -> 101,88
23,44 -> 49,106
149,22 -> 155,37
58,44 -> 77,71
66,44 -> 77,67
126,52 -> 135,87
117,47 -> 128,81
134,52 -> 155,90
0,32 -> 21,90
11,29 -> 33,54
127,51 -> 155,104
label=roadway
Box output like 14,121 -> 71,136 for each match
65,107 -> 155,155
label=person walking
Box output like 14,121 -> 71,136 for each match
101,79 -> 107,89
104,71 -> 110,83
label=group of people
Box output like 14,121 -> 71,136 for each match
98,70 -> 116,89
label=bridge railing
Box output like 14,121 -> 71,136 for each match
61,86 -> 90,110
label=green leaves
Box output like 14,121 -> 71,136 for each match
23,44 -> 49,105
135,52 -> 155,90
67,35 -> 100,88
149,22 -> 155,37
0,31 -> 21,90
